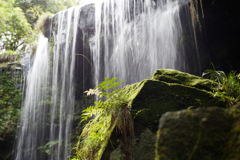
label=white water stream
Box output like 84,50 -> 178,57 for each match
15,6 -> 81,160
91,0 -> 197,87
15,0 -> 197,159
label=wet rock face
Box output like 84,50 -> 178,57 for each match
155,104 -> 240,160
79,4 -> 95,35
49,4 -> 95,39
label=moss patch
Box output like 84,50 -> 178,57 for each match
133,128 -> 156,160
123,79 -> 225,132
155,104 -> 240,160
152,69 -> 217,91
224,104 -> 240,160
77,109 -> 117,160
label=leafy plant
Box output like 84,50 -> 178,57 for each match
203,63 -> 240,107
37,140 -> 60,155
75,77 -> 135,160
81,77 -> 123,122
0,0 -> 32,51
0,70 -> 22,138
0,50 -> 20,63
69,156 -> 78,160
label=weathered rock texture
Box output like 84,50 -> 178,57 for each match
155,103 -> 240,160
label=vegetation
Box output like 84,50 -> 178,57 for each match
0,50 -> 20,63
14,0 -> 81,27
37,140 -> 60,155
76,77 -> 134,160
203,63 -> 240,107
0,0 -> 82,53
0,70 -> 22,140
0,0 -> 32,51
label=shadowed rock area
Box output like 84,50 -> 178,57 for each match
156,103 -> 240,160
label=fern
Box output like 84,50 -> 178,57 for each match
76,77 -> 134,160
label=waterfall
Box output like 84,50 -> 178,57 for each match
15,34 -> 50,160
91,0 -> 197,87
15,6 -> 81,160
14,0 -> 198,159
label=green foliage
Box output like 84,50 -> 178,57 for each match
34,12 -> 53,33
0,0 -> 82,54
203,63 -> 240,107
81,77 -> 124,122
0,0 -> 33,51
14,0 -> 81,28
0,71 -> 22,139
69,157 -> 78,160
37,140 -> 60,155
0,50 -> 20,63
76,77 -> 134,160
43,0 -> 81,14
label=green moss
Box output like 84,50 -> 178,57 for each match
77,112 -> 116,160
133,128 -> 156,160
155,104 -> 240,160
152,69 -> 217,91
117,79 -> 225,132
155,107 -> 233,160
0,63 -> 8,68
0,71 -> 22,139
0,50 -> 20,63
224,104 -> 240,160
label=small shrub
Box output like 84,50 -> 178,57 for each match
0,71 -> 22,139
0,50 -> 20,63
76,77 -> 134,160
203,63 -> 240,107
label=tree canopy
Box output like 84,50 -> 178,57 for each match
0,0 -> 32,51
0,0 -> 81,52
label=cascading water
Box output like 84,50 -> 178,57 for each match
15,6 -> 81,160
15,0 -> 199,159
15,34 -> 49,160
91,0 -> 197,87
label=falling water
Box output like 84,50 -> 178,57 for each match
91,0 -> 197,87
15,6 -> 81,160
15,0 -> 198,159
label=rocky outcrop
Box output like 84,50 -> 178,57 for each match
76,69 -> 226,160
155,103 -> 240,160
152,69 -> 218,91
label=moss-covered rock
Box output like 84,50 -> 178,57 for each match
152,69 -> 218,91
127,79 -> 224,131
77,69 -> 226,160
133,128 -> 156,160
155,103 -> 240,160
